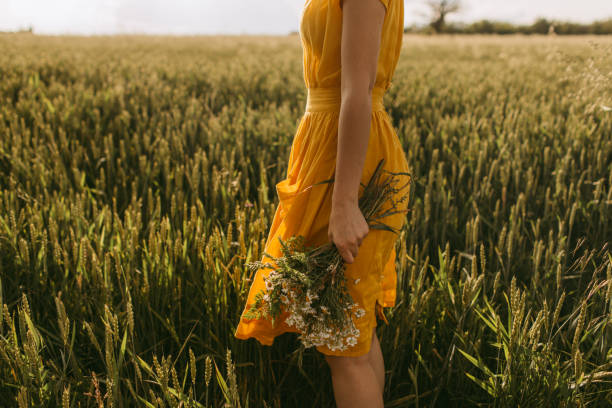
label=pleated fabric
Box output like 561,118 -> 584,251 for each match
234,0 -> 410,357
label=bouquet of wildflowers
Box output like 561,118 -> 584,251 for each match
243,158 -> 412,352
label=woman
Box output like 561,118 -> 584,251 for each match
235,0 -> 410,406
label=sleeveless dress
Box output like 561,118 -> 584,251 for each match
234,0 -> 410,357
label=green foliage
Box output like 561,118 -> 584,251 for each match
406,17 -> 612,35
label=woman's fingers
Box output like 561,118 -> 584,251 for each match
340,246 -> 355,264
342,248 -> 355,264
335,239 -> 358,264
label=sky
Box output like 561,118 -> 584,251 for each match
1,0 -> 611,35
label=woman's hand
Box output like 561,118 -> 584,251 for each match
328,199 -> 370,264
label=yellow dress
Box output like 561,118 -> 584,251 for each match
234,0 -> 410,357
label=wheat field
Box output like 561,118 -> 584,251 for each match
0,33 -> 611,407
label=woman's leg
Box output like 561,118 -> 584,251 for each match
368,327 -> 385,394
323,327 -> 384,408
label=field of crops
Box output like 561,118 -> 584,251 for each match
0,33 -> 611,407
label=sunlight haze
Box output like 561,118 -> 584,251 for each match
1,0 -> 611,35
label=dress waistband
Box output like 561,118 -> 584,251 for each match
305,86 -> 386,113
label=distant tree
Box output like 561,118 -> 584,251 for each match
426,0 -> 461,33
530,18 -> 551,34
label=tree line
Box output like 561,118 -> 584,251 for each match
407,17 -> 612,35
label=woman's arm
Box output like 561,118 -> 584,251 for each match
328,0 -> 386,264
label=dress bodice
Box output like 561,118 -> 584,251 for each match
299,0 -> 404,91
